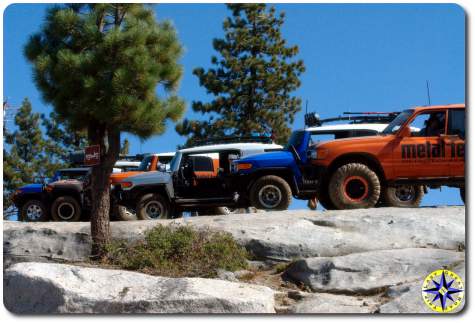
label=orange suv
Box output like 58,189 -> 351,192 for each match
312,104 -> 465,209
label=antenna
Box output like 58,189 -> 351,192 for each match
304,100 -> 309,129
426,80 -> 432,106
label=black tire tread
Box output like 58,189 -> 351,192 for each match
382,185 -> 424,207
51,196 -> 81,222
329,163 -> 381,210
136,193 -> 170,220
250,175 -> 292,211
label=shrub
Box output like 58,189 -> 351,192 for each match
102,225 -> 248,278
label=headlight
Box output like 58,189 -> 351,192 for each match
120,182 -> 133,189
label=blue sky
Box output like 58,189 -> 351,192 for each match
3,3 -> 465,208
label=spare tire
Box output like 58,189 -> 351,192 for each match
51,196 -> 81,221
329,163 -> 380,209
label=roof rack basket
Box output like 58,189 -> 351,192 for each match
305,111 -> 399,127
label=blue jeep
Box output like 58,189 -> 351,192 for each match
11,168 -> 90,221
231,112 -> 397,210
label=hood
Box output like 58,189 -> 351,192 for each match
316,134 -> 391,149
110,171 -> 142,184
122,171 -> 171,187
18,183 -> 43,193
48,179 -> 84,187
238,150 -> 295,168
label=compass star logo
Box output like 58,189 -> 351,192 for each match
422,269 -> 464,313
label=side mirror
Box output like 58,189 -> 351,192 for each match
158,164 -> 167,172
398,126 -> 411,138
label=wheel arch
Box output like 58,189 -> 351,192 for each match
327,153 -> 386,184
130,184 -> 171,201
246,169 -> 298,194
15,193 -> 44,208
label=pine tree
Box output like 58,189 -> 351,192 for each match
41,111 -> 88,175
3,99 -> 48,213
176,3 -> 305,145
25,4 -> 185,256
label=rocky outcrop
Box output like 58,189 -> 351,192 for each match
283,248 -> 464,294
3,206 -> 465,264
4,262 -> 275,314
289,293 -> 380,313
3,206 -> 466,314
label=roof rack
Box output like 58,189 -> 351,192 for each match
305,111 -> 399,127
186,135 -> 273,148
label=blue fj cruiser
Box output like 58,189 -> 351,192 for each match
231,112 -> 399,210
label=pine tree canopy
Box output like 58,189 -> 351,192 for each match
176,3 -> 305,144
3,99 -> 50,211
24,3 -> 185,138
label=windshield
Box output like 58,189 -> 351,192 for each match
137,155 -> 153,171
286,130 -> 305,150
382,110 -> 413,134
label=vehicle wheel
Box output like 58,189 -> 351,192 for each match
117,205 -> 138,221
329,163 -> 380,209
20,200 -> 48,222
250,175 -> 292,211
383,185 -> 424,207
460,187 -> 465,204
136,193 -> 170,220
51,196 -> 81,221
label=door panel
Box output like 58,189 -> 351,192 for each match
447,109 -> 465,178
392,110 -> 449,179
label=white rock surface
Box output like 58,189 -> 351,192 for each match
289,293 -> 379,313
3,206 -> 465,263
3,262 -> 275,314
284,248 -> 464,294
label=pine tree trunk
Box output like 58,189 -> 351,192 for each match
88,123 -> 120,258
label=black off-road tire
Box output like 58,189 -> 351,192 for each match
460,187 -> 465,204
20,199 -> 48,222
136,193 -> 171,220
329,163 -> 381,210
382,185 -> 424,208
51,196 -> 81,221
250,175 -> 292,211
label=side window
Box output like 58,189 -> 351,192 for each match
191,156 -> 214,172
409,112 -> 446,137
448,109 -> 465,140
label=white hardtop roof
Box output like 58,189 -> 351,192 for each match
306,123 -> 388,132
114,160 -> 141,166
179,142 -> 283,154
146,152 -> 176,157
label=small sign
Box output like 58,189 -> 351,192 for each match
84,145 -> 100,166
